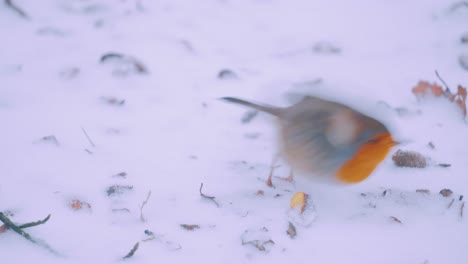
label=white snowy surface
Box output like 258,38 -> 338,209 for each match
1,0 -> 467,263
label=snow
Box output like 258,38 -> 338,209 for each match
1,0 -> 467,263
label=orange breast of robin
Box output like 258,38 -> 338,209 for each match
336,132 -> 396,183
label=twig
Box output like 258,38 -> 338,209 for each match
0,212 -> 32,239
435,70 -> 450,91
199,183 -> 219,208
461,202 -> 465,219
0,212 -> 61,256
123,242 -> 139,259
81,127 -> 96,147
140,190 -> 152,222
5,0 -> 29,19
18,214 -> 51,229
448,198 -> 455,209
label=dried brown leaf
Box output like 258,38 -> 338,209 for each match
70,199 -> 91,210
411,81 -> 467,118
412,81 -> 444,98
439,189 -> 453,197
180,224 -> 200,231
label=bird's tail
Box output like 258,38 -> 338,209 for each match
220,97 -> 282,116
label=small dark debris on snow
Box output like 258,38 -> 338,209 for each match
241,227 -> 275,252
199,183 -> 220,208
217,69 -> 238,80
123,242 -> 139,259
274,194 -> 282,198
382,189 -> 391,197
100,96 -> 125,106
180,224 -> 200,231
112,172 -> 127,178
416,189 -> 430,194
37,135 -> 60,146
360,192 -> 377,198
144,229 -> 154,236
427,142 -> 435,149
459,195 -> 464,201
312,42 -> 341,54
100,52 -> 148,75
241,110 -> 258,124
389,216 -> 402,224
439,189 -> 453,197
437,163 -> 451,168
286,222 -> 297,239
100,53 -> 124,62
106,185 -> 133,197
392,149 -> 427,168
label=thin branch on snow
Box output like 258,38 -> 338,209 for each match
199,183 -> 219,208
461,202 -> 465,219
18,214 -> 51,229
5,0 -> 29,19
140,190 -> 152,222
0,212 -> 61,256
81,127 -> 96,147
435,70 -> 450,91
448,198 -> 455,209
123,242 -> 139,259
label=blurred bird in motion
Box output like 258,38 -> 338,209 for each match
221,96 -> 399,184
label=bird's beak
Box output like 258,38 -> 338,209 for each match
391,140 -> 400,146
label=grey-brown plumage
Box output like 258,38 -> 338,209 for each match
221,96 -> 392,181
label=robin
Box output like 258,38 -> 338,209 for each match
221,96 -> 399,184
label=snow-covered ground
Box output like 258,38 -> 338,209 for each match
1,0 -> 467,263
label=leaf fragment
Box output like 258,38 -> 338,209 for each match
290,192 -> 307,213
